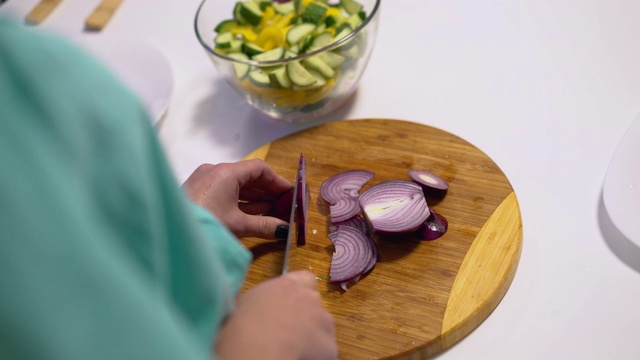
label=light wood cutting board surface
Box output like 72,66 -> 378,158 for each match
241,118 -> 522,359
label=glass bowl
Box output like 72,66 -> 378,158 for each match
195,0 -> 381,122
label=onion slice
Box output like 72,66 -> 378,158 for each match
359,180 -> 430,234
329,216 -> 368,234
329,196 -> 361,223
320,169 -> 375,205
408,169 -> 448,198
328,226 -> 376,284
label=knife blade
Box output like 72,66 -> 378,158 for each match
282,156 -> 301,275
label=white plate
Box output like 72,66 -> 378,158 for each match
78,38 -> 174,125
603,112 -> 640,244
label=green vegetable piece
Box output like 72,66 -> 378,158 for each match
286,60 -> 317,87
324,15 -> 337,28
258,0 -> 272,11
302,56 -> 335,78
286,23 -> 316,45
215,32 -> 234,49
252,46 -> 285,61
301,2 -> 328,25
347,12 -> 362,30
339,0 -> 363,15
239,1 -> 264,26
227,52 -> 250,79
268,66 -> 292,88
233,2 -> 247,24
318,51 -> 345,68
274,1 -> 295,14
248,69 -> 272,87
242,42 -> 265,57
214,19 -> 238,33
358,9 -> 367,21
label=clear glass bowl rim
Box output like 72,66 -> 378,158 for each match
194,0 -> 381,66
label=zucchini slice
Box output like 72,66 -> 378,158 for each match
340,0 -> 363,15
268,66 -> 292,88
302,56 -> 335,78
239,1 -> 264,26
286,23 -> 316,45
248,69 -> 272,87
286,61 -> 317,87
227,52 -> 250,79
252,46 -> 285,61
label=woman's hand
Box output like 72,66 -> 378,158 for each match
182,159 -> 293,240
215,270 -> 338,360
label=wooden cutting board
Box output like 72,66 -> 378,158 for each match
240,118 -> 522,359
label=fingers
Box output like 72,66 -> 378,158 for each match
284,270 -> 318,290
234,212 -> 290,240
234,159 -> 293,195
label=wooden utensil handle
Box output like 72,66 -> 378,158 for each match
25,0 -> 62,25
85,0 -> 123,31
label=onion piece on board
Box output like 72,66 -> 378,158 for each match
359,180 -> 431,234
320,169 -> 375,205
416,209 -> 449,240
328,226 -> 376,285
330,196 -> 362,224
296,154 -> 308,245
408,169 -> 449,198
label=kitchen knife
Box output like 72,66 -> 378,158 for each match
281,157 -> 301,275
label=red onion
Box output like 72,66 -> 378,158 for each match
359,180 -> 430,234
329,196 -> 361,223
320,169 -> 375,205
416,210 -> 449,240
268,188 -> 294,222
329,215 -> 368,234
408,169 -> 448,198
328,226 -> 376,285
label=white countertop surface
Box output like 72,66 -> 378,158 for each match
3,0 -> 639,358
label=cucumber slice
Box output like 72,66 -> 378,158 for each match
299,34 -> 316,53
242,42 -> 265,57
301,2 -> 328,24
286,61 -> 317,87
228,39 -> 243,53
257,0 -> 272,11
233,2 -> 247,24
239,1 -> 264,26
214,19 -> 238,33
294,0 -> 306,15
274,1 -> 295,14
252,46 -> 285,61
248,69 -> 271,87
310,31 -> 333,51
286,23 -> 316,45
227,52 -> 250,79
319,51 -> 345,68
268,66 -> 292,88
215,32 -> 234,49
347,12 -> 363,30
324,15 -> 337,28
340,0 -> 363,15
302,56 -> 335,78
303,68 -> 327,89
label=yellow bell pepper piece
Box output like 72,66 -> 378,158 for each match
231,25 -> 258,42
326,6 -> 341,18
259,6 -> 276,28
254,25 -> 284,51
276,13 -> 295,28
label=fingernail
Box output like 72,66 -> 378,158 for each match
275,225 -> 289,240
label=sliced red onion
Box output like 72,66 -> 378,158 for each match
328,226 -> 376,284
320,169 -> 375,205
329,215 -> 368,234
408,169 -> 449,198
359,180 -> 430,234
416,210 -> 449,240
329,196 -> 361,223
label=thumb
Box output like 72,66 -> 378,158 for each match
239,213 -> 290,240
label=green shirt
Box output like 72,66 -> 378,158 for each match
0,17 -> 251,359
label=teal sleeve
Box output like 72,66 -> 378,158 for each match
0,17 -> 251,359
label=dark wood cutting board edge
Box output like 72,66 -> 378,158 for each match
240,118 -> 523,359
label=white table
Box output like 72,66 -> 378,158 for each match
2,0 -> 639,358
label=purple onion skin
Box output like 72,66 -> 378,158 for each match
416,210 -> 449,241
408,170 -> 449,199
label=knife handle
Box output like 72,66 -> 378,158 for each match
85,0 -> 123,31
25,0 -> 63,25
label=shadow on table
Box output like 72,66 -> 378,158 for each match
597,189 -> 640,273
191,78 -> 358,159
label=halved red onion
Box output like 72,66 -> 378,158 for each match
328,226 -> 375,284
359,180 -> 430,234
320,169 -> 375,205
329,196 -> 361,223
408,169 -> 449,198
416,210 -> 449,240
